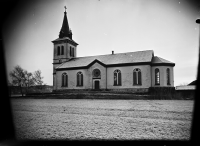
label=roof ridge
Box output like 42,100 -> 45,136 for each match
57,50 -> 154,69
75,50 -> 154,59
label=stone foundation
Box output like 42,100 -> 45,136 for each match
107,88 -> 149,93
53,88 -> 149,93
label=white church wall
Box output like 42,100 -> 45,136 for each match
53,75 -> 56,90
107,65 -> 151,89
53,43 -> 68,60
87,62 -> 107,89
66,43 -> 77,58
56,69 -> 90,89
54,65 -> 174,90
53,43 -> 77,62
151,66 -> 174,87
53,64 -> 61,90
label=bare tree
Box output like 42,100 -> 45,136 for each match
24,71 -> 35,93
9,65 -> 26,96
10,66 -> 45,95
33,70 -> 44,89
178,82 -> 189,86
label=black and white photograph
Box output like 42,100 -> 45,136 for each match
1,0 -> 200,144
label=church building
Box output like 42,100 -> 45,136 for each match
52,8 -> 175,92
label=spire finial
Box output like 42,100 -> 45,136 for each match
64,6 -> 67,12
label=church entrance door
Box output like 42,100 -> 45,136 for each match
94,80 -> 100,90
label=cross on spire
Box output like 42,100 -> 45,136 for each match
64,6 -> 67,12
59,6 -> 71,39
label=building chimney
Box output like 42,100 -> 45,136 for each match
112,51 -> 114,55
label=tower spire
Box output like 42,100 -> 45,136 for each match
64,6 -> 67,12
59,6 -> 72,39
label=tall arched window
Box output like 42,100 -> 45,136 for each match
70,47 -> 71,56
72,48 -> 74,57
167,68 -> 170,85
62,73 -> 68,87
77,72 -> 83,86
114,69 -> 121,86
133,68 -> 142,85
61,46 -> 64,55
155,68 -> 160,85
57,46 -> 60,55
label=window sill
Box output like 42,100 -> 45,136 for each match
93,77 -> 101,79
133,84 -> 142,86
113,85 -> 122,86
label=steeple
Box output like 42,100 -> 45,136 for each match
59,6 -> 72,39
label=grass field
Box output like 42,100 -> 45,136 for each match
11,99 -> 194,140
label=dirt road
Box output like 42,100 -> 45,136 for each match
11,99 -> 193,140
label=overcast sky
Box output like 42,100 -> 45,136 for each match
2,0 -> 200,86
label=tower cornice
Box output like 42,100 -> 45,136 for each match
52,37 -> 78,46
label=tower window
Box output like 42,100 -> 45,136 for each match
114,69 -> 121,86
62,73 -> 68,87
155,68 -> 160,85
70,47 -> 74,57
167,68 -> 170,85
70,47 -> 71,56
70,47 -> 72,56
61,46 -> 64,55
133,68 -> 142,85
57,46 -> 60,55
77,72 -> 83,86
72,48 -> 75,57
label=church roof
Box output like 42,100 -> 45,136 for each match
56,50 -> 154,70
151,56 -> 175,66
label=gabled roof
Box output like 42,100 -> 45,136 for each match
56,50 -> 154,70
151,56 -> 175,66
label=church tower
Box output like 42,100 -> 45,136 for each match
52,7 -> 78,89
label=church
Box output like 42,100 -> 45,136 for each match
52,8 -> 175,92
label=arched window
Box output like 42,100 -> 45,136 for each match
93,69 -> 101,78
70,47 -> 72,56
133,68 -> 142,85
72,48 -> 75,57
114,69 -> 121,86
57,46 -> 60,55
61,46 -> 64,55
167,68 -> 170,85
62,73 -> 68,87
155,68 -> 160,85
70,47 -> 74,57
77,72 -> 83,86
